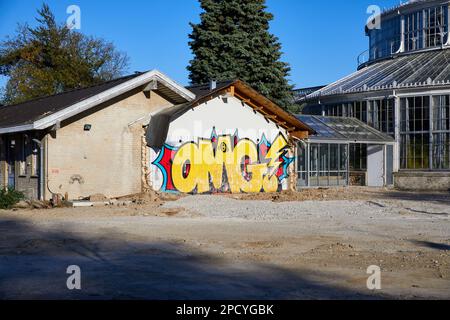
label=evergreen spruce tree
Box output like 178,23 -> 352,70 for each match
188,0 -> 293,109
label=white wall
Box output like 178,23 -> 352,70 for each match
167,96 -> 285,145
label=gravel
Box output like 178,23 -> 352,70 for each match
162,195 -> 450,221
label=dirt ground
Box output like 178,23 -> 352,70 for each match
0,187 -> 449,300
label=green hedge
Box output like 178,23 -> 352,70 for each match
0,188 -> 25,209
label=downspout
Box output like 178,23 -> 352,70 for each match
32,138 -> 44,201
391,89 -> 401,174
43,134 -> 60,201
446,3 -> 450,46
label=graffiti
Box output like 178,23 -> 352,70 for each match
152,129 -> 294,194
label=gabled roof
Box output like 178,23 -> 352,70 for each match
297,115 -> 394,144
306,49 -> 450,100
186,80 -> 235,98
293,85 -> 327,102
0,70 -> 195,134
189,80 -> 315,138
147,80 -> 314,148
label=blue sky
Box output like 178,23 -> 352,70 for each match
0,0 -> 403,90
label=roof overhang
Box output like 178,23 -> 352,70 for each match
306,48 -> 450,103
190,80 -> 315,139
305,138 -> 395,145
0,70 -> 196,134
305,84 -> 450,105
378,0 -> 450,21
297,115 -> 395,145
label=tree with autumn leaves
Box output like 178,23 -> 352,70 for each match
0,4 -> 129,105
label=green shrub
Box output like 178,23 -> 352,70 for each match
0,188 -> 25,209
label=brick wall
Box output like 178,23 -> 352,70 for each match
45,90 -> 172,200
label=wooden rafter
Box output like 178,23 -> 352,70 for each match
188,80 -> 314,137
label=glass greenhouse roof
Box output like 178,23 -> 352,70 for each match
297,115 -> 394,143
307,48 -> 450,99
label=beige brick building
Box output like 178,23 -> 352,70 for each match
0,70 -> 195,200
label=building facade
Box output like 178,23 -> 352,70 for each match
295,115 -> 394,188
0,74 -> 311,200
146,80 -> 312,194
300,0 -> 450,190
0,71 -> 195,200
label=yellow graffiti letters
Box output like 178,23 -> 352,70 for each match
171,133 -> 289,194
171,143 -> 199,193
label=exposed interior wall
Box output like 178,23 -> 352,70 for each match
45,90 -> 172,200
149,96 -> 295,194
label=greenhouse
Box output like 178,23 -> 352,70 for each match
295,115 -> 394,188
298,0 -> 450,190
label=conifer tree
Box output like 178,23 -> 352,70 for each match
188,0 -> 293,109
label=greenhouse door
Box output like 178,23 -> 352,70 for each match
367,145 -> 384,187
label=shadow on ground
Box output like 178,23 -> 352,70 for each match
0,216 -> 389,300
370,190 -> 450,205
411,240 -> 450,251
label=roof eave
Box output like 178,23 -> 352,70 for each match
0,124 -> 35,134
229,80 -> 315,135
0,70 -> 196,134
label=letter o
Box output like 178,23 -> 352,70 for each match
172,143 -> 199,193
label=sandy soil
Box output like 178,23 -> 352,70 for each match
0,187 -> 448,300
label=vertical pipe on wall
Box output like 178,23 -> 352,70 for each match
346,143 -> 350,187
307,143 -> 311,187
429,95 -> 434,170
32,138 -> 44,201
399,14 -> 405,53
383,144 -> 387,186
0,137 -> 6,188
393,93 -> 401,173
446,4 -> 450,46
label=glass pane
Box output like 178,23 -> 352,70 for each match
330,144 -> 338,171
340,145 -> 348,171
297,143 -> 306,172
433,133 -> 450,169
310,145 -> 318,172
319,144 -> 329,173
